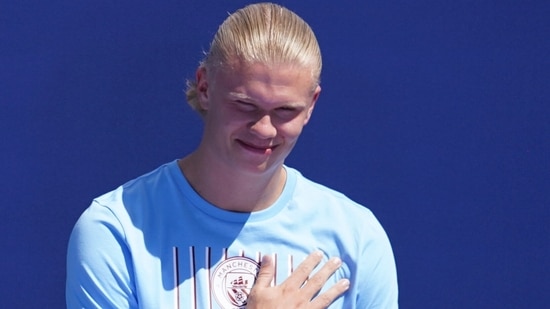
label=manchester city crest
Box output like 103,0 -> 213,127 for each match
211,256 -> 260,308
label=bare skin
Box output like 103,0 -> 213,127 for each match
246,251 -> 350,308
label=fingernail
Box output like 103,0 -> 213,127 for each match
340,279 -> 350,289
331,257 -> 342,266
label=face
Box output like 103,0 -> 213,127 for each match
196,61 -> 321,175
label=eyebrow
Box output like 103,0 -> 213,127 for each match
227,92 -> 307,108
228,92 -> 253,101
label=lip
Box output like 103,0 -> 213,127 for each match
236,140 -> 277,154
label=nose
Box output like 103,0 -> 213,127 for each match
250,114 -> 277,138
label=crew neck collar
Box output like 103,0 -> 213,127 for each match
169,160 -> 296,223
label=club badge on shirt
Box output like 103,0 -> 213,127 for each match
211,256 -> 260,308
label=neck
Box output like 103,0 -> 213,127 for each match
178,152 -> 286,212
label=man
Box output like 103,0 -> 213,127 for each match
66,3 -> 398,308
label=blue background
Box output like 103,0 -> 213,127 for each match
1,0 -> 548,307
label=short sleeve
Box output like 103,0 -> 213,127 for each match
356,213 -> 399,308
66,201 -> 138,308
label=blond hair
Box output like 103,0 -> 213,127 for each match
186,2 -> 322,115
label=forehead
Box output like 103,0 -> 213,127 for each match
210,60 -> 318,92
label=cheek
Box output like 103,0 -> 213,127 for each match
206,111 -> 251,139
278,122 -> 305,140
284,113 -> 311,135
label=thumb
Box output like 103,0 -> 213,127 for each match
254,255 -> 275,287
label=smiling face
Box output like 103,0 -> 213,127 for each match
195,61 -> 321,175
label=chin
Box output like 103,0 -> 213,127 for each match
236,159 -> 283,176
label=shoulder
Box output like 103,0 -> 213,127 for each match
289,169 -> 387,244
94,160 -> 181,209
285,167 -> 387,240
74,160 -> 182,235
287,167 -> 374,215
115,160 -> 181,197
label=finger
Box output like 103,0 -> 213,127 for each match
284,251 -> 323,287
300,257 -> 342,296
253,254 -> 275,288
310,279 -> 350,308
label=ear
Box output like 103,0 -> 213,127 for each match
196,67 -> 209,111
303,85 -> 321,125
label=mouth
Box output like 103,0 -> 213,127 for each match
236,140 -> 277,155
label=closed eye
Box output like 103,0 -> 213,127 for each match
235,100 -> 257,111
274,106 -> 302,120
277,106 -> 296,111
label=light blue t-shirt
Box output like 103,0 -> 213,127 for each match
66,160 -> 398,308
